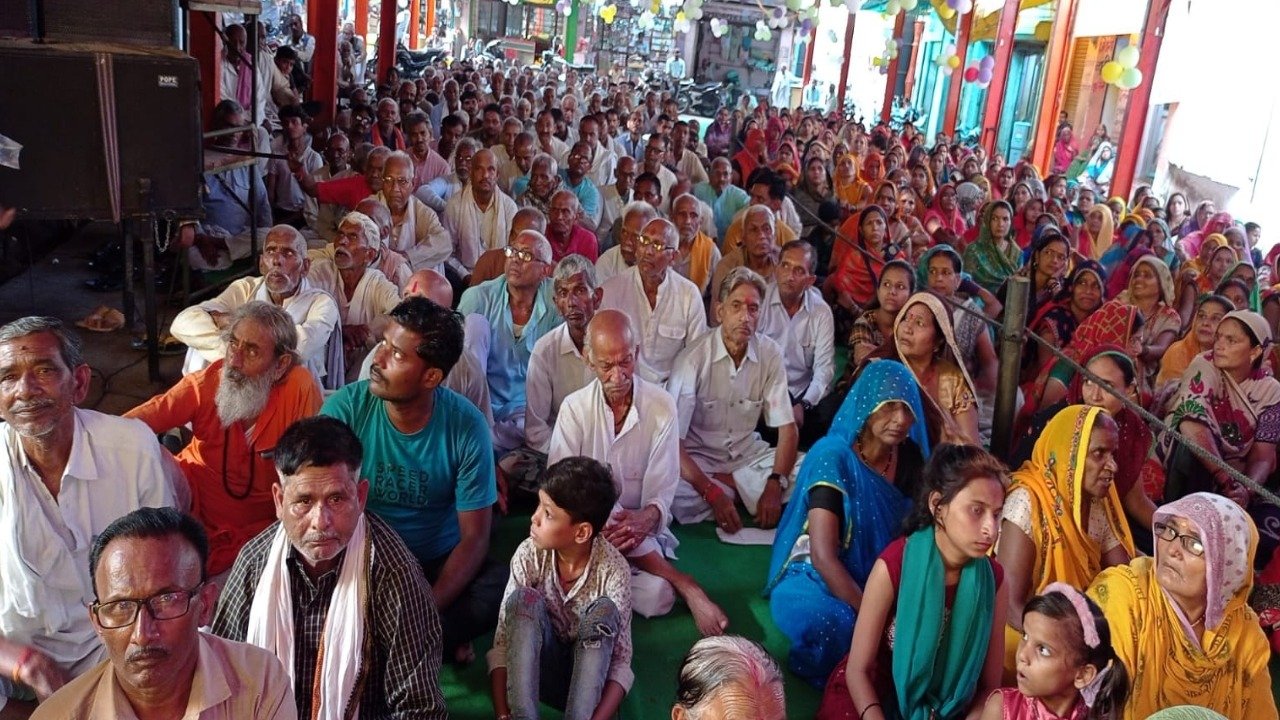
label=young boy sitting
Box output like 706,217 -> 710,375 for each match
487,456 -> 634,720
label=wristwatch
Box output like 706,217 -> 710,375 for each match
767,472 -> 791,491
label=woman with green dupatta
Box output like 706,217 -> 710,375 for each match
817,444 -> 1008,720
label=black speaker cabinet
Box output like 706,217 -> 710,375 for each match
0,41 -> 203,220
0,0 -> 180,48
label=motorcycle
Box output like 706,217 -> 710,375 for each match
677,78 -> 737,116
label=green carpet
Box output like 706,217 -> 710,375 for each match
440,513 -> 822,718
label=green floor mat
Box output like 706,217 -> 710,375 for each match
440,513 -> 822,718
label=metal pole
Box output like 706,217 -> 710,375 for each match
990,276 -> 1028,459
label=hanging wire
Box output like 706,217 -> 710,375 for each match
788,196 -> 1280,508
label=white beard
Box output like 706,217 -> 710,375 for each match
214,366 -> 275,427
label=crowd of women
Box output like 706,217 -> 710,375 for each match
741,102 -> 1276,719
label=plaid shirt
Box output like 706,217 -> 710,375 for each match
211,514 -> 446,719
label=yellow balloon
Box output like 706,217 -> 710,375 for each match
938,5 -> 955,19
947,55 -> 961,69
1101,61 -> 1123,84
872,56 -> 882,66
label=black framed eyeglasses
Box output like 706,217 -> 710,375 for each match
1153,521 -> 1206,557
91,583 -> 206,629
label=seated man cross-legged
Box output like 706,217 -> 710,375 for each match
669,267 -> 802,535
549,310 -> 729,635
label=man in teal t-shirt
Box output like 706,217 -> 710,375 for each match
322,296 -> 505,660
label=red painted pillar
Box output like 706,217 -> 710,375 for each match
377,0 -> 397,86
1109,0 -> 1170,200
802,25 -> 817,84
941,8 -> 973,136
312,0 -> 339,124
409,0 -> 420,49
355,0 -> 369,36
979,0 -> 1021,152
880,11 -> 907,124
425,0 -> 436,41
1030,0 -> 1078,172
189,11 -> 221,129
904,18 -> 924,103
835,13 -> 857,112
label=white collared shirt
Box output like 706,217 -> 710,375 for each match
549,377 -> 681,553
599,267 -> 707,386
0,409 -> 181,676
668,329 -> 793,473
524,324 -> 595,453
758,284 -> 835,407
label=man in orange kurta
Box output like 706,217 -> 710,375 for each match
127,304 -> 322,576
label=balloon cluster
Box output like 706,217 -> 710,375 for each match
871,37 -> 900,75
882,0 -> 919,14
635,8 -> 656,28
710,17 -> 728,37
597,2 -> 617,21
963,55 -> 995,87
935,43 -> 960,75
754,18 -> 772,41
936,0 -> 970,19
1101,45 -> 1143,91
556,0 -> 572,14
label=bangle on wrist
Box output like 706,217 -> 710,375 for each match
12,646 -> 34,684
702,482 -> 725,504
858,702 -> 881,720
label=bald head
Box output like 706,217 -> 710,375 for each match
586,309 -> 635,355
585,309 -> 637,402
510,208 -> 547,243
404,269 -> 453,307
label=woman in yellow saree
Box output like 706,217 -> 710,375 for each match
1088,492 -> 1278,720
996,405 -> 1135,681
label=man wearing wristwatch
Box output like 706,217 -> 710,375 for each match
667,267 -> 802,536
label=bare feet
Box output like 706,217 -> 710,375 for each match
685,587 -> 729,637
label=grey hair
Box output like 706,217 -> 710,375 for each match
0,316 -> 84,369
672,193 -> 700,214
265,224 -> 308,255
551,188 -> 581,210
717,266 -> 768,304
339,211 -> 380,248
743,204 -> 775,227
621,200 -> 658,225
531,152 -> 559,175
384,150 -> 415,175
513,229 -> 554,264
553,253 -> 599,292
222,301 -> 300,363
673,636 -> 784,719
455,137 -> 482,157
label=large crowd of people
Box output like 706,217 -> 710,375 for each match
1,31 -> 1277,720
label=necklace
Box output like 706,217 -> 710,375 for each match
856,436 -> 896,477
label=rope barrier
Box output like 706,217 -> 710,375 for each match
785,195 -> 1280,508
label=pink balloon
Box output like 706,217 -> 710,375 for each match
963,66 -> 979,82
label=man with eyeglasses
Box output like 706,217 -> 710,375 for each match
373,151 -> 452,274
212,417 -> 446,718
0,319 -> 185,713
128,302 -> 322,580
599,218 -> 707,387
31,507 -> 294,719
459,230 -> 564,454
757,240 -> 834,448
171,225 -> 340,384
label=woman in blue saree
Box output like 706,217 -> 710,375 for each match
766,360 -> 931,687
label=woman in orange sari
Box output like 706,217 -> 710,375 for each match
830,205 -> 901,313
833,153 -> 872,213
1175,235 -> 1235,328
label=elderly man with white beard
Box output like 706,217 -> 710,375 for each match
170,225 -> 341,386
127,302 -> 323,581
307,211 -> 402,383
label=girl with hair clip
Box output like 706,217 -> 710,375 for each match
980,583 -> 1130,720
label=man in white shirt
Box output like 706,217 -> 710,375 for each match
307,211 -> 403,380
668,267 -> 800,537
499,132 -> 537,195
599,218 -> 706,386
548,310 -> 728,636
640,135 -> 679,213
309,133 -> 356,244
265,105 -> 323,232
579,116 -> 616,191
443,148 -> 518,283
0,318 -> 183,712
595,201 -> 651,284
376,152 -> 452,272
534,109 -> 570,165
757,240 -> 834,448
671,193 -> 721,297
352,198 -> 413,290
171,225 -> 341,384
596,156 -> 635,243
669,121 -> 708,186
